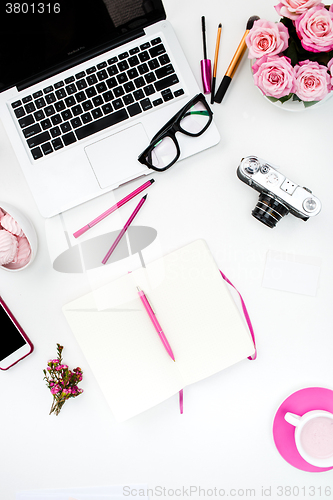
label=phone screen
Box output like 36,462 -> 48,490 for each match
0,301 -> 27,361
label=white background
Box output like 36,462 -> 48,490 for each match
1,0 -> 333,498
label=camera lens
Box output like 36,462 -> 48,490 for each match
252,193 -> 289,228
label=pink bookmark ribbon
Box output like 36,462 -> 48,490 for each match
179,270 -> 257,414
179,389 -> 183,414
219,270 -> 257,360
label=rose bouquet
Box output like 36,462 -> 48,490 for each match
246,1 -> 333,107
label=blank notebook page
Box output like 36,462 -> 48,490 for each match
63,239 -> 255,421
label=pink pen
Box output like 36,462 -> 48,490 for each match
137,287 -> 175,361
102,194 -> 147,264
73,179 -> 154,238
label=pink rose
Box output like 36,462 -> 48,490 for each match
274,0 -> 324,20
295,6 -> 333,52
252,55 -> 296,98
246,19 -> 289,59
294,60 -> 331,100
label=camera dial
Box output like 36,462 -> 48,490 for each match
303,198 -> 317,213
243,157 -> 260,174
260,164 -> 270,174
267,173 -> 279,184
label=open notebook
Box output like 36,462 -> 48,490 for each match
63,240 -> 255,421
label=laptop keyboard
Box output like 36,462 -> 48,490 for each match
10,37 -> 184,161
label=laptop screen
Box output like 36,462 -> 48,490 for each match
0,0 -> 165,92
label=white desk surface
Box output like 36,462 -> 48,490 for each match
1,0 -> 333,498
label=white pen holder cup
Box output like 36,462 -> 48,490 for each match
284,410 -> 333,467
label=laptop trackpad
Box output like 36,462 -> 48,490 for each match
85,123 -> 150,189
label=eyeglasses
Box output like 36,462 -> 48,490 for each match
137,93 -> 213,172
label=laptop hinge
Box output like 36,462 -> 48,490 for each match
17,29 -> 146,92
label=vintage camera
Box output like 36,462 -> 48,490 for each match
237,156 -> 321,228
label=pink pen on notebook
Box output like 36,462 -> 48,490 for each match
137,286 -> 175,361
73,179 -> 154,238
102,194 -> 147,264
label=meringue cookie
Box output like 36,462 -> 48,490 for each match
0,230 -> 18,265
12,236 -> 31,266
0,213 -> 24,236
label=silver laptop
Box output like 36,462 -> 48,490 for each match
0,0 -> 220,217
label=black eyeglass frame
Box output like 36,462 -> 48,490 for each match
137,93 -> 213,172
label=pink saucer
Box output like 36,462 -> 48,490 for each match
273,387 -> 333,472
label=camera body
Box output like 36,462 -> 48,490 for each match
237,156 -> 321,228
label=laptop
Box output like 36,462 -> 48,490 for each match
0,0 -> 220,217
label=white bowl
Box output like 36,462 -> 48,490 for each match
250,59 -> 333,112
0,202 -> 38,271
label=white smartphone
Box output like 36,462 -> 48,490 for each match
0,295 -> 33,370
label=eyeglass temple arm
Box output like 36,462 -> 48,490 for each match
146,93 -> 210,144
150,110 -> 210,142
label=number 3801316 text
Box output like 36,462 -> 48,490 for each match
5,3 -> 60,14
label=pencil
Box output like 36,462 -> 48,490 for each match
73,179 -> 154,238
211,23 -> 222,104
102,194 -> 147,264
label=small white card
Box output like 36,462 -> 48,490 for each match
262,250 -> 321,296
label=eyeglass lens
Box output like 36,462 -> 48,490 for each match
179,101 -> 210,134
145,101 -> 210,169
147,136 -> 178,169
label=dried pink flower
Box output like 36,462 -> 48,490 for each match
43,344 -> 83,416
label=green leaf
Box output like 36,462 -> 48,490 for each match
283,39 -> 299,66
280,17 -> 292,29
266,93 -> 295,104
279,93 -> 293,103
266,96 -> 279,102
303,100 -> 318,108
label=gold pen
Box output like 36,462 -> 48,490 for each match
214,15 -> 260,103
211,23 -> 222,104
